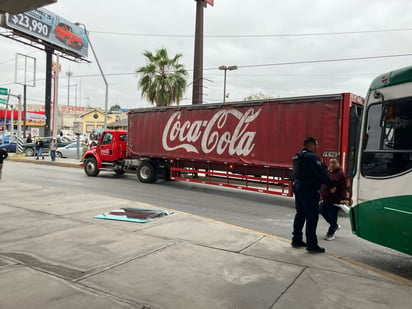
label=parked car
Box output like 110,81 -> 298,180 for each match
55,22 -> 83,50
56,142 -> 86,159
73,133 -> 88,141
0,141 -> 16,153
23,137 -> 72,156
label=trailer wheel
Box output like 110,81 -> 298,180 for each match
137,161 -> 156,183
84,158 -> 100,177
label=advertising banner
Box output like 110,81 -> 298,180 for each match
5,8 -> 88,58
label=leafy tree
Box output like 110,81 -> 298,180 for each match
110,104 -> 121,111
136,48 -> 188,106
243,92 -> 273,101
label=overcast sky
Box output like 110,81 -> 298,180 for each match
1,0 -> 412,110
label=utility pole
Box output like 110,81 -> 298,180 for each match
52,55 -> 60,137
192,0 -> 213,104
44,47 -> 53,136
192,0 -> 204,105
67,70 -> 72,106
14,53 -> 36,137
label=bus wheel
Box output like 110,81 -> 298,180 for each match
84,158 -> 100,177
137,161 -> 156,183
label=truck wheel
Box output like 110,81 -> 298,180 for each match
24,148 -> 35,156
137,161 -> 156,183
84,158 -> 100,177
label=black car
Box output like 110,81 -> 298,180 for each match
23,137 -> 72,156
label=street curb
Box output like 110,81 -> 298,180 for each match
8,155 -> 82,168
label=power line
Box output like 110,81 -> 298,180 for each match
77,52 -> 412,76
0,50 -> 44,66
90,27 -> 412,38
234,53 -> 412,69
1,53 -> 412,86
64,52 -> 412,79
0,57 -> 15,65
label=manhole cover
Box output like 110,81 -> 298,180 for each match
95,208 -> 172,223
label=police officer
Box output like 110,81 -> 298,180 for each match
0,147 -> 8,180
291,137 -> 335,253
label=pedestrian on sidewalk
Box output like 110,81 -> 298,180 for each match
291,137 -> 335,253
35,138 -> 44,160
50,138 -> 57,161
0,147 -> 8,180
320,158 -> 347,241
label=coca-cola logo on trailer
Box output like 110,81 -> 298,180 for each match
162,108 -> 261,156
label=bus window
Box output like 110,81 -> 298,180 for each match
361,99 -> 412,177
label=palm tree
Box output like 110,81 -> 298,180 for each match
136,48 -> 188,106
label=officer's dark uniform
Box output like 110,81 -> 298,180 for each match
292,148 -> 333,250
0,147 -> 8,180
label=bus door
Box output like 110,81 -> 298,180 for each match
347,104 -> 363,180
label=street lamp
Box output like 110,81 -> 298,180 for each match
218,65 -> 237,103
75,22 -> 109,130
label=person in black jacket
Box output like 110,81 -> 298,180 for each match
291,137 -> 335,253
35,138 -> 44,160
0,147 -> 8,180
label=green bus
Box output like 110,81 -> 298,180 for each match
350,66 -> 412,255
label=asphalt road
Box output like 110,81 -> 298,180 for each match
4,160 -> 412,281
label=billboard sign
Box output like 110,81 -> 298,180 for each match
5,8 -> 88,58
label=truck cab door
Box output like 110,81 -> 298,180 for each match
98,132 -> 116,161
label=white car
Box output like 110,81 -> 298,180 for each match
73,133 -> 88,141
56,142 -> 86,159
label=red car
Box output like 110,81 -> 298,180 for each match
55,22 -> 83,50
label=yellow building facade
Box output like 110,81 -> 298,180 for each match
80,109 -> 116,135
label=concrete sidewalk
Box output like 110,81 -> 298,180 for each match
1,157 -> 411,308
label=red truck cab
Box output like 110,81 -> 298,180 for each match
83,130 -> 127,176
